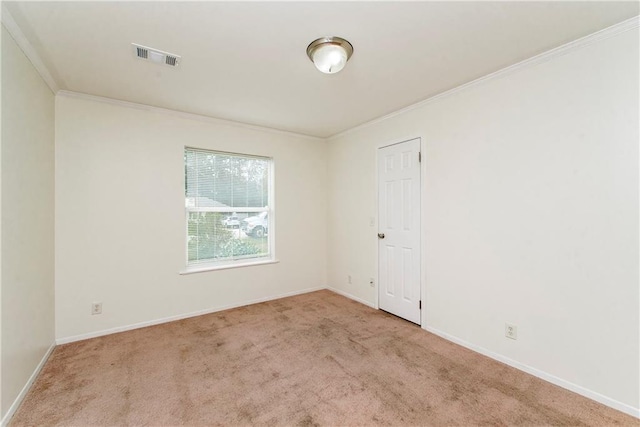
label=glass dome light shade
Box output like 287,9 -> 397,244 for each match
307,37 -> 354,74
312,44 -> 348,74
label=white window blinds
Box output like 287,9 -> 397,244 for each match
185,148 -> 272,266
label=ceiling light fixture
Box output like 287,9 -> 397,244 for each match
306,36 -> 353,74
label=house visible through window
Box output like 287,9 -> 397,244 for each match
185,148 -> 272,268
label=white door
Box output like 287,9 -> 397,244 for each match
378,138 -> 421,324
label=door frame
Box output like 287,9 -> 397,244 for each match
375,136 -> 426,327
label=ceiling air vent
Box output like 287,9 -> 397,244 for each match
132,43 -> 180,67
165,55 -> 178,67
136,46 -> 148,59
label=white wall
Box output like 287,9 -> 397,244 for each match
55,94 -> 327,341
1,25 -> 55,418
327,28 -> 639,412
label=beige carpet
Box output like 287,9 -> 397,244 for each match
10,290 -> 638,426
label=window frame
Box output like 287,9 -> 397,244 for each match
181,147 -> 275,273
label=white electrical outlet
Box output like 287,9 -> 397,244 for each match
91,302 -> 103,315
505,323 -> 517,340
347,275 -> 352,284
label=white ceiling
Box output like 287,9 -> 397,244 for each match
4,1 -> 639,138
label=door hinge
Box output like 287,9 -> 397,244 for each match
418,151 -> 422,163
419,300 -> 422,309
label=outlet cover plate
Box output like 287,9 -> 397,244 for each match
505,323 -> 517,340
91,302 -> 102,315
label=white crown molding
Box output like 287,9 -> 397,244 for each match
2,4 -> 636,142
1,4 -> 59,94
328,15 -> 640,141
56,90 -> 325,142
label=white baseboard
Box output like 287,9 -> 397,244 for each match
19,292 -> 638,421
326,287 -> 376,308
1,343 -> 56,427
424,325 -> 640,419
56,286 -> 325,345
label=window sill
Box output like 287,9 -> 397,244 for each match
179,259 -> 279,275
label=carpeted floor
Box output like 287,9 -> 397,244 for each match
10,290 -> 638,426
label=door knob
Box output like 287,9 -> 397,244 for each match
378,233 -> 385,239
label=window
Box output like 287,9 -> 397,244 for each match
184,148 -> 273,270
